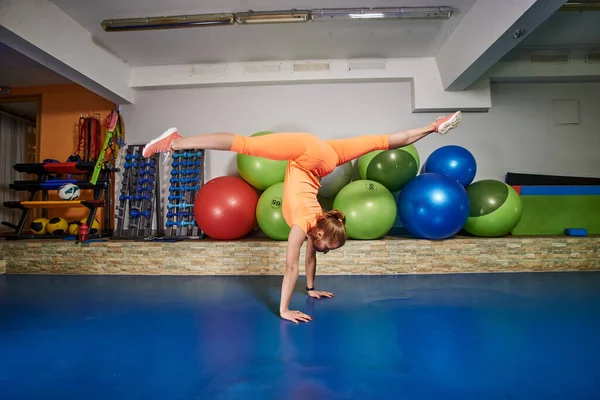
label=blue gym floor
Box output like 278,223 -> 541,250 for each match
1,272 -> 600,400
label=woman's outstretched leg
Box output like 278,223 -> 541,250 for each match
326,111 -> 461,165
172,131 -> 234,151
143,128 -> 312,161
388,111 -> 461,149
142,128 -> 233,158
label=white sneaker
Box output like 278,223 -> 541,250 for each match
434,111 -> 462,135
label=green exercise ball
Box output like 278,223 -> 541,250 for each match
464,179 -> 523,237
358,144 -> 420,192
333,180 -> 397,240
237,131 -> 287,190
256,182 -> 291,240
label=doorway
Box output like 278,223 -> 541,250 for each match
0,96 -> 41,231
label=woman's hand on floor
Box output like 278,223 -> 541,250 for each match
308,290 -> 334,299
280,309 -> 312,324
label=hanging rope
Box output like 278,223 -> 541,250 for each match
73,115 -> 101,162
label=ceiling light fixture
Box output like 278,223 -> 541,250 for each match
100,6 -> 454,32
235,10 -> 310,24
101,13 -> 234,32
311,7 -> 454,21
560,1 -> 600,11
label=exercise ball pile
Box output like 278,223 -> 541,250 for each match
347,143 -> 522,240
193,130 -> 524,241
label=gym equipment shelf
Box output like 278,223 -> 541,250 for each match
10,180 -> 110,192
13,161 -> 97,176
4,200 -> 106,209
1,160 -> 116,240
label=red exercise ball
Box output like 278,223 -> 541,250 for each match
194,176 -> 259,240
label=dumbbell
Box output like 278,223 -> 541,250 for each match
167,211 -> 194,218
130,209 -> 150,218
167,202 -> 193,209
170,168 -> 200,176
166,220 -> 197,227
172,160 -> 201,167
138,177 -> 153,184
139,169 -> 155,176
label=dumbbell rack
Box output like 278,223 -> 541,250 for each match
114,145 -> 163,239
165,149 -> 205,239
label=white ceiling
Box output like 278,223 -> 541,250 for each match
504,9 -> 600,59
520,10 -> 600,48
2,1 -> 599,90
0,43 -> 73,87
49,0 -> 477,66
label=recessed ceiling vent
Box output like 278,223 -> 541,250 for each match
585,50 -> 600,63
529,53 -> 570,64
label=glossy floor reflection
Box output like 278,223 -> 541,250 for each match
1,273 -> 600,399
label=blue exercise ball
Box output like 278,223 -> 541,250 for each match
398,173 -> 470,240
423,145 -> 477,187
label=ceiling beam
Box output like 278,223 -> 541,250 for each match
489,56 -> 600,84
129,58 -> 492,113
0,0 -> 135,104
435,0 -> 566,91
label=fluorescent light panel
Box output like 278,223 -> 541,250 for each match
560,1 -> 600,11
101,6 -> 453,32
235,10 -> 310,24
101,14 -> 234,32
312,7 -> 454,21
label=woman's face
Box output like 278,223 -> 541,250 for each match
311,232 -> 340,254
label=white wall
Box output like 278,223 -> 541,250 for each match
121,81 -> 600,183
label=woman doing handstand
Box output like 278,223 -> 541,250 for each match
142,111 -> 462,324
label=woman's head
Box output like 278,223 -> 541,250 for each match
308,210 -> 347,254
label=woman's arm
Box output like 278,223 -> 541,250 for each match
279,225 -> 313,324
305,238 -> 317,289
305,239 -> 335,300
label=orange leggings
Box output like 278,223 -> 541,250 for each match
230,132 -> 389,175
